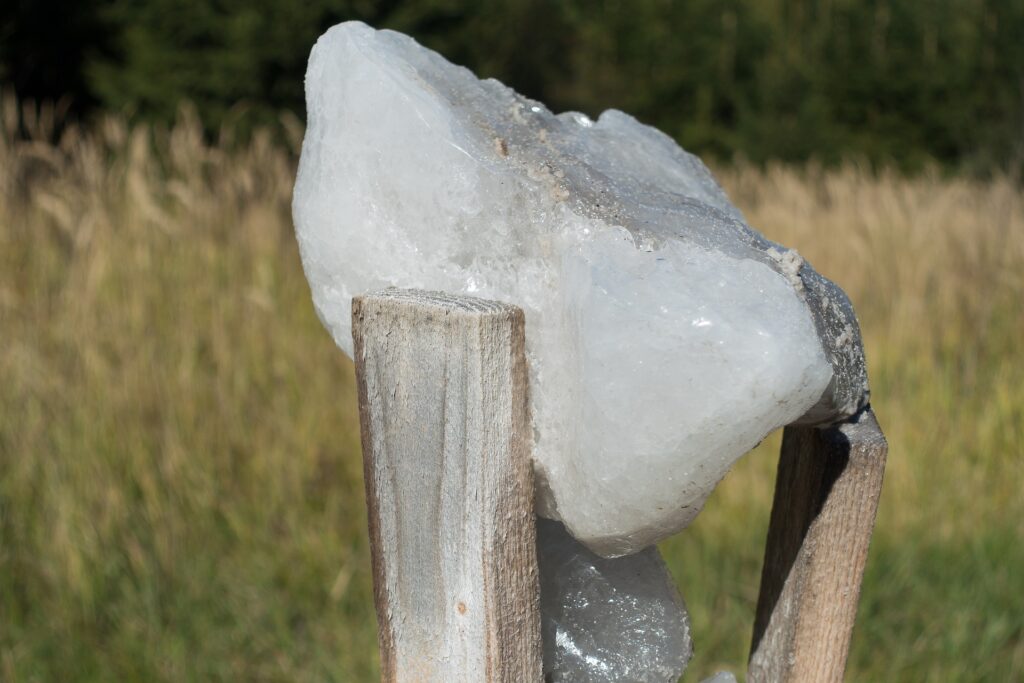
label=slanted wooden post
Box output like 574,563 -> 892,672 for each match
749,407 -> 888,682
352,289 -> 543,683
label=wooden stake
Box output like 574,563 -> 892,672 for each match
749,407 -> 888,682
352,289 -> 543,683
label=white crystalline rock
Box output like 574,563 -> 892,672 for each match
537,519 -> 692,682
293,22 -> 868,556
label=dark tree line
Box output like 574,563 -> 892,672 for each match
3,0 -> 1023,170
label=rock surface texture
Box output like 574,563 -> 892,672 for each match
293,21 -> 869,556
537,519 -> 692,683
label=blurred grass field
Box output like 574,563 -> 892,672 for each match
1,99 -> 1022,682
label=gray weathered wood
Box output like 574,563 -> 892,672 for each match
749,407 -> 888,683
352,289 -> 543,683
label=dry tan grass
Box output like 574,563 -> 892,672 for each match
713,163 -> 1024,534
2,96 -> 1021,681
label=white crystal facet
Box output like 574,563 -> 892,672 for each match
293,21 -> 855,556
537,519 -> 692,682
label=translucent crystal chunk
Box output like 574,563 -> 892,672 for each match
537,519 -> 692,682
293,21 -> 868,555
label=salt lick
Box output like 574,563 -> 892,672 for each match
293,21 -> 870,680
537,519 -> 692,682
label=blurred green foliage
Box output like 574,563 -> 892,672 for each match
2,0 -> 1024,170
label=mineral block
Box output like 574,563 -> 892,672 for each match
537,519 -> 691,682
293,21 -> 869,556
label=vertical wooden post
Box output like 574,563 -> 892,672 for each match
749,407 -> 888,682
352,289 -> 543,683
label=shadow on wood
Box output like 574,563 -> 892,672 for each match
749,407 -> 887,683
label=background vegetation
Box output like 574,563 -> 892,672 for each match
2,0 -> 1024,171
1,98 -> 1021,681
2,1 -> 1023,681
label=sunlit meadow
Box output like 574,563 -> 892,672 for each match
1,98 -> 1021,681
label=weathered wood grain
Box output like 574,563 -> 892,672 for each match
749,407 -> 888,683
352,289 -> 542,683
